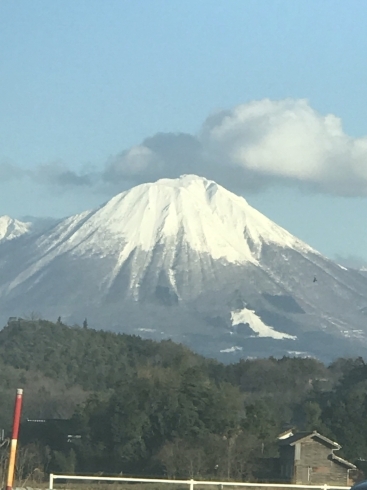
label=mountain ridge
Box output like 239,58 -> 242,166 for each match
1,174 -> 367,361
0,215 -> 32,242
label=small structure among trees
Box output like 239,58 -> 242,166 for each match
278,430 -> 357,486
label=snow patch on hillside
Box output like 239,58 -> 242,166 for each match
231,307 -> 297,340
220,346 -> 243,353
287,351 -> 312,358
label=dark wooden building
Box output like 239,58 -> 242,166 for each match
278,430 -> 356,486
20,418 -> 80,451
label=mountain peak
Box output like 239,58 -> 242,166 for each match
107,174 -> 313,258
1,175 -> 367,362
33,175 -> 315,271
155,173 -> 215,187
0,216 -> 31,242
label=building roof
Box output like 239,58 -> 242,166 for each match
278,430 -> 341,449
278,429 -> 294,440
330,453 -> 357,470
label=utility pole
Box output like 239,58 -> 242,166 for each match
6,389 -> 23,490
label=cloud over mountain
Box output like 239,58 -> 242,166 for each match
4,99 -> 367,196
103,99 -> 367,196
30,162 -> 93,187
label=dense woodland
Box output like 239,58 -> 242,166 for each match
0,317 -> 367,483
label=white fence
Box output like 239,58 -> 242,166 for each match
49,474 -> 351,490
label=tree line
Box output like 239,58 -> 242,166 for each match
0,318 -> 366,481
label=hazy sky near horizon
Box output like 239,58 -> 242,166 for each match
1,0 -> 367,264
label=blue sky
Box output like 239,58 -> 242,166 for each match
1,0 -> 367,264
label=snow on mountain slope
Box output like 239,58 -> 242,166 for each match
2,175 -> 318,298
0,216 -> 31,242
36,174 -> 316,259
231,307 -> 297,340
1,175 -> 367,361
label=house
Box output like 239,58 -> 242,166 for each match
278,430 -> 357,486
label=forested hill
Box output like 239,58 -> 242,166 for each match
0,317 -> 205,390
1,318 -> 367,480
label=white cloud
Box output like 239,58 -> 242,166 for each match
103,133 -> 202,183
104,145 -> 161,181
4,99 -> 367,196
200,99 -> 367,194
101,98 -> 367,196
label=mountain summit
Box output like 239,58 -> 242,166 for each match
0,216 -> 31,243
1,175 -> 367,361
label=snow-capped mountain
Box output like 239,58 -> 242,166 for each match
0,215 -> 58,244
0,216 -> 31,242
1,174 -> 367,361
